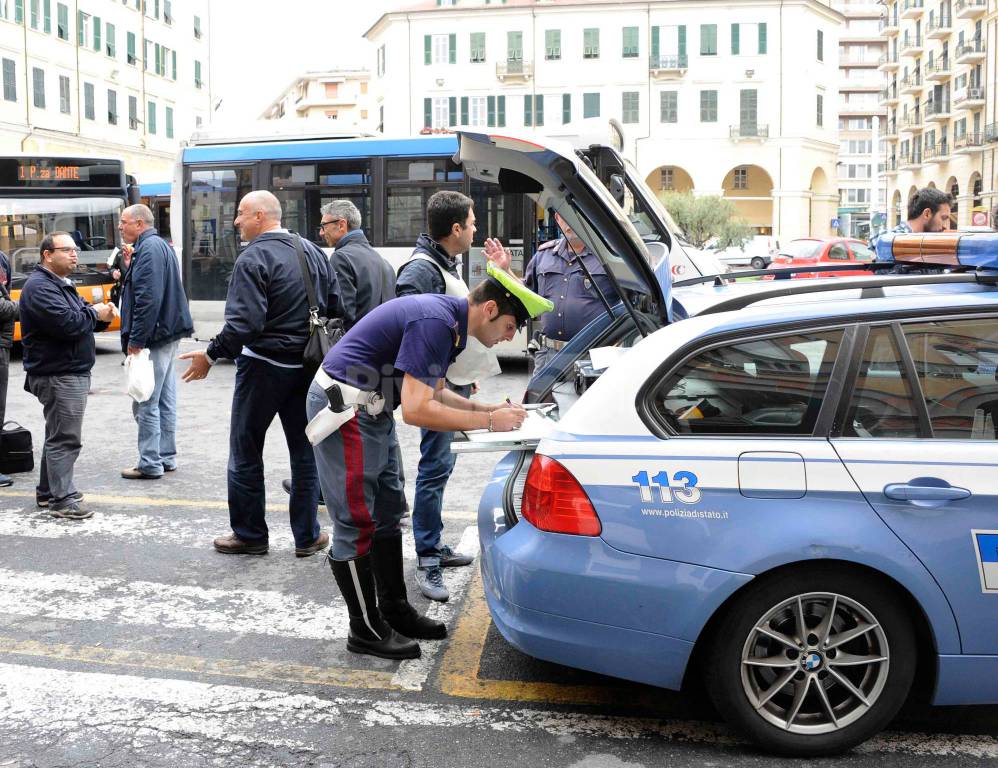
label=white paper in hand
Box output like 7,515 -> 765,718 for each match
125,349 -> 155,403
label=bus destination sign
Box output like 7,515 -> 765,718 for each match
18,162 -> 82,182
0,157 -> 125,189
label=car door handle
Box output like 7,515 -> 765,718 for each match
883,483 -> 971,502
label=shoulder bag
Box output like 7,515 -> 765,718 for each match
292,234 -> 344,375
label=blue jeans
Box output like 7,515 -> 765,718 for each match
413,382 -> 470,563
228,355 -> 320,548
132,340 -> 179,476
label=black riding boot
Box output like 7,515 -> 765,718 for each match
328,553 -> 420,659
371,533 -> 447,640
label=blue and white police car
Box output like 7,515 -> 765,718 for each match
456,130 -> 998,756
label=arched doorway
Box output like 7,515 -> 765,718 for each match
721,165 -> 774,234
946,176 -> 960,222
891,190 -> 902,227
645,166 -> 694,197
808,167 -> 839,237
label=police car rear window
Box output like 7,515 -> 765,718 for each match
651,329 -> 843,436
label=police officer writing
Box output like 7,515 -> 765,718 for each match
524,212 -> 620,372
305,264 -> 551,660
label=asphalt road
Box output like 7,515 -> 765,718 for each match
0,335 -> 996,768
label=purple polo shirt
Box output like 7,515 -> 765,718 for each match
321,294 -> 468,411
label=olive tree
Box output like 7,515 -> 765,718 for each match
660,191 -> 753,250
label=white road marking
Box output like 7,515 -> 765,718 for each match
391,525 -> 480,691
0,662 -> 995,759
0,567 -> 351,641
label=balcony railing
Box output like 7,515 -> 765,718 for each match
496,59 -> 533,80
925,98 -> 951,118
924,141 -> 951,160
900,73 -> 924,91
955,0 -> 987,16
729,124 -> 769,139
925,58 -> 951,79
954,132 -> 986,150
884,119 -> 898,135
878,52 -> 900,68
648,54 -> 688,72
899,150 -> 923,166
902,113 -> 923,129
885,156 -> 898,172
927,14 -> 953,36
956,40 -> 985,61
955,86 -> 986,107
901,0 -> 925,16
900,32 -> 923,53
880,85 -> 899,103
879,15 -> 900,33
986,123 -> 998,143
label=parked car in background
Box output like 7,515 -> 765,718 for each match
767,237 -> 876,278
712,235 -> 779,270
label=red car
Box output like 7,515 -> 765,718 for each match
766,237 -> 876,278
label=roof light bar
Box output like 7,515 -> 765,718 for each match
875,232 -> 998,269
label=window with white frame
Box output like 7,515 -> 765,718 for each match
432,34 -> 450,64
469,95 -> 487,127
432,96 -> 449,128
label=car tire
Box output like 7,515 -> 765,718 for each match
750,257 -> 767,270
703,566 -> 916,757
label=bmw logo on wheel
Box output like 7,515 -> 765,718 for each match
802,652 -> 823,672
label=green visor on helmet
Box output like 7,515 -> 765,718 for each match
485,261 -> 554,328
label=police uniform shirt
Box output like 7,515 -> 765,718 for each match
524,238 -> 620,342
321,294 -> 468,412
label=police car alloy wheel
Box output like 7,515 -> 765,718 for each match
704,567 -> 916,756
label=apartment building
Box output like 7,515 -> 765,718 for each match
260,69 -> 372,130
365,0 -> 844,240
0,0 -> 211,181
835,0 -> 887,239
880,0 -> 997,228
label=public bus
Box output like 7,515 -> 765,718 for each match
139,182 -> 172,243
0,156 -> 136,339
171,124 -> 702,354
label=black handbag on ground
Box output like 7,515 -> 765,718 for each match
292,234 -> 344,375
0,420 -> 33,474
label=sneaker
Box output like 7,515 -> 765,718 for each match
37,491 -> 83,509
439,545 -> 474,568
49,503 -> 94,520
163,465 -> 177,473
121,467 -> 161,480
0,473 -> 12,488
295,531 -> 329,558
213,532 -> 268,555
281,478 -> 324,506
416,565 -> 449,602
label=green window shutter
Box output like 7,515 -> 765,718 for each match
678,25 -> 686,57
77,11 -> 83,45
165,106 -> 173,138
498,95 -> 506,127
487,95 -> 495,126
758,23 -> 767,54
14,0 -> 22,24
448,33 -> 456,64
562,93 -> 570,123
651,26 -> 660,58
424,97 -> 432,127
448,96 -> 456,126
43,0 -> 50,32
148,101 -> 156,134
106,23 -> 115,56
731,23 -> 739,55
171,50 -> 176,79
93,15 -> 100,50
524,94 -> 532,125
536,94 -> 544,126
461,96 -> 468,124
154,43 -> 161,75
143,39 -> 149,71
424,35 -> 431,65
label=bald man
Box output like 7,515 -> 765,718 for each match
180,190 -> 341,558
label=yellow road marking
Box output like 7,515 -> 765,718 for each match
438,569 -> 662,706
0,636 -> 399,691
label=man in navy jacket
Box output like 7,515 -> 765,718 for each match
180,191 -> 340,558
20,232 -> 116,519
118,204 -> 194,480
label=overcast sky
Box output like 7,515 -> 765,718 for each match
207,0 -> 395,125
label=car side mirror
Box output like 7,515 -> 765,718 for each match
609,174 -> 626,207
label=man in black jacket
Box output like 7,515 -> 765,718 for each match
180,191 -> 339,558
0,250 -> 18,487
118,204 -> 194,480
20,232 -> 116,519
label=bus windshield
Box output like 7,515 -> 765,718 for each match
0,196 -> 122,275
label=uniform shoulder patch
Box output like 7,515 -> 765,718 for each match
536,239 -> 561,251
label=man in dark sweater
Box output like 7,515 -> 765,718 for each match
179,191 -> 340,558
20,232 -> 116,519
118,204 -> 194,480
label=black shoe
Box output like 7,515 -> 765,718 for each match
439,544 -> 474,568
282,478 -> 324,505
328,553 -> 420,660
371,533 -> 447,640
0,473 -> 12,487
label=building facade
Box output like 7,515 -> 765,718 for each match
880,0 -> 998,229
260,69 -> 372,130
835,0 -> 887,239
365,0 -> 844,241
0,0 -> 211,182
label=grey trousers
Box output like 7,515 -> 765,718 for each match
26,373 -> 89,506
0,346 -> 9,431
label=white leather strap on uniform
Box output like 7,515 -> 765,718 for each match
305,369 -> 385,446
406,253 -> 502,386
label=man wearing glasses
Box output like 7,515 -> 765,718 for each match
19,232 -> 116,519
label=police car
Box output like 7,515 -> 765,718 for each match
456,131 -> 998,756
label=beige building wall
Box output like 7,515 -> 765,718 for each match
260,70 -> 372,131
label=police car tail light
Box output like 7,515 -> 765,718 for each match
521,454 -> 601,536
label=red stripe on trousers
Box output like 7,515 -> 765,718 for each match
340,416 -> 374,557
